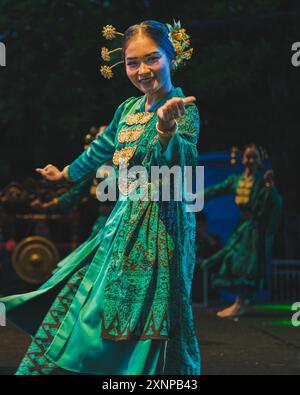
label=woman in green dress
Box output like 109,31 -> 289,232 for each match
0,20 -> 200,375
200,144 -> 282,318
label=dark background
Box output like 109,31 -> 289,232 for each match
0,0 -> 299,257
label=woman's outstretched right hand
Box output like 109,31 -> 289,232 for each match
35,164 -> 64,181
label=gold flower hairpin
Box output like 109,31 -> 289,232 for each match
100,25 -> 125,78
102,25 -> 124,40
165,20 -> 193,69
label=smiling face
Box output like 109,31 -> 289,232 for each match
124,34 -> 173,95
242,146 -> 262,171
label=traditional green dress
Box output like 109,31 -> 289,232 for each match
0,86 -> 201,375
201,172 -> 282,300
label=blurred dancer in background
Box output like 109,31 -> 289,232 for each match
199,144 -> 282,317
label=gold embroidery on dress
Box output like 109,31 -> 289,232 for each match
235,177 -> 254,206
118,178 -> 150,197
235,196 -> 250,205
118,127 -> 145,143
238,180 -> 254,188
112,146 -> 137,166
126,112 -> 154,126
236,188 -> 251,196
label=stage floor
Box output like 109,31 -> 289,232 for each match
0,305 -> 299,375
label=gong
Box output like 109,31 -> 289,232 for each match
12,236 -> 60,284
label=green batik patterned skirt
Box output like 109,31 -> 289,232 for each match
15,266 -> 89,375
15,264 -> 165,375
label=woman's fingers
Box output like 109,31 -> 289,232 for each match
35,164 -> 63,182
163,101 -> 181,119
36,168 -> 46,175
176,101 -> 185,116
158,95 -> 196,123
161,107 -> 170,122
36,167 -> 53,179
264,169 -> 274,181
182,96 -> 196,104
167,107 -> 175,121
171,103 -> 182,118
36,166 -> 49,172
167,96 -> 195,116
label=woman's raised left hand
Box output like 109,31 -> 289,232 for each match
264,169 -> 274,187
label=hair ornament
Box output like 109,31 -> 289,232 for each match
165,20 -> 193,69
102,25 -> 124,40
100,25 -> 125,78
230,146 -> 240,165
100,62 -> 124,79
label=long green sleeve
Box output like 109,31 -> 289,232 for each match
57,176 -> 93,210
151,103 -> 200,167
204,174 -> 236,200
68,97 -> 134,183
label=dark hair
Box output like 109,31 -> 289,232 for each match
242,143 -> 263,165
244,143 -> 259,151
122,20 -> 176,62
243,143 -> 261,157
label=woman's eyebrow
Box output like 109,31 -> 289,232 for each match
126,51 -> 160,60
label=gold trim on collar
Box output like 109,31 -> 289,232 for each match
112,146 -> 137,166
126,112 -> 154,126
118,127 -> 145,143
